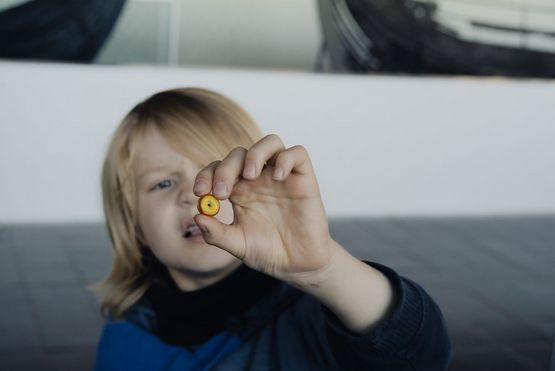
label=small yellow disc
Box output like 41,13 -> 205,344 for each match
197,194 -> 220,216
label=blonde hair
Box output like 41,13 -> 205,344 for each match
91,87 -> 263,319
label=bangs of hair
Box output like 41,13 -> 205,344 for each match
131,89 -> 261,166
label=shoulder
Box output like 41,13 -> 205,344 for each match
120,295 -> 157,333
106,296 -> 157,333
95,318 -> 190,371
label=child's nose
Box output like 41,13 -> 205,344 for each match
179,187 -> 197,205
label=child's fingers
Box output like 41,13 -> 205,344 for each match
271,145 -> 312,181
211,147 -> 248,199
242,134 -> 286,180
193,160 -> 220,196
193,213 -> 246,260
194,134 -> 302,199
194,147 -> 247,199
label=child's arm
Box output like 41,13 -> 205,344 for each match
287,238 -> 396,335
193,134 -> 452,370
314,258 -> 453,371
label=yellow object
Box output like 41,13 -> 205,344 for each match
197,194 -> 220,216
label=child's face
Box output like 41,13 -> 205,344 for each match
132,127 -> 241,290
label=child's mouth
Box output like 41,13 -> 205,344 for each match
183,224 -> 202,238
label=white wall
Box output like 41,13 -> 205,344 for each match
1,61 -> 554,224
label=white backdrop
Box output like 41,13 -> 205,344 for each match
1,61 -> 554,223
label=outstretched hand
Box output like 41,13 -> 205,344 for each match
192,134 -> 340,286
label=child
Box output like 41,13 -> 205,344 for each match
93,87 -> 452,370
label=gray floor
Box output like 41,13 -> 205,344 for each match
1,215 -> 554,371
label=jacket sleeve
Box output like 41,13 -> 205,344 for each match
322,261 -> 453,371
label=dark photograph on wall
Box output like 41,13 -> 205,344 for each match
317,0 -> 555,77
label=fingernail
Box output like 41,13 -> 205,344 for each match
214,182 -> 227,197
273,168 -> 284,180
194,179 -> 206,194
244,163 -> 256,179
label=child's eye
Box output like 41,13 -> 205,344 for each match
153,179 -> 174,191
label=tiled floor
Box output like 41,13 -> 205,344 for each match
1,215 -> 554,370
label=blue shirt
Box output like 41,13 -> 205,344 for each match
95,261 -> 453,370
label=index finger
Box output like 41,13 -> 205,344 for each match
242,134 -> 286,180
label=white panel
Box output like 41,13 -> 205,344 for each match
436,13 -> 524,48
95,0 -> 171,65
527,10 -> 555,33
176,0 -> 321,70
0,61 -> 554,223
437,1 -> 522,27
526,34 -> 555,53
424,0 -> 555,52
434,0 -> 555,9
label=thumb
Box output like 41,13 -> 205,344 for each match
193,214 -> 246,260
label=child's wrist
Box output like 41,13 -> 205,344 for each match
284,239 -> 351,291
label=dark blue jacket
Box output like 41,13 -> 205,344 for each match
95,261 -> 452,370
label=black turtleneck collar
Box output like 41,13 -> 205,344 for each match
145,261 -> 282,349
